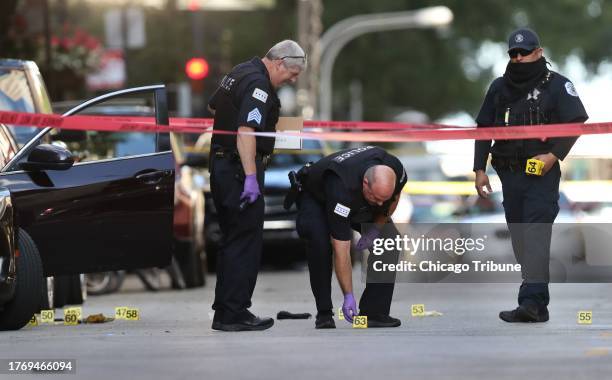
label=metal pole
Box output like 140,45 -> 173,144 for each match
317,6 -> 453,120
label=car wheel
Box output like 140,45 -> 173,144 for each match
0,229 -> 43,331
174,239 -> 205,288
86,271 -> 125,295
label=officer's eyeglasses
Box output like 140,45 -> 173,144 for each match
508,48 -> 535,58
280,55 -> 307,63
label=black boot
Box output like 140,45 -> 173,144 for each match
315,311 -> 336,329
499,302 -> 549,323
364,314 -> 401,328
213,310 -> 274,331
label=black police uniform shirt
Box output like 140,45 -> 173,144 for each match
304,146 -> 407,241
208,57 -> 281,155
473,70 -> 588,171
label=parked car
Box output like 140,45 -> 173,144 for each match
52,100 -> 208,289
0,59 -> 176,330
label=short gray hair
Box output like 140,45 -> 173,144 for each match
265,40 -> 307,71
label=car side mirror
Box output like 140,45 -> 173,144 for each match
19,144 -> 75,171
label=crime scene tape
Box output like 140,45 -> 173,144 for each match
2,109 -> 612,142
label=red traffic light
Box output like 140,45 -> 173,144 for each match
185,58 -> 209,80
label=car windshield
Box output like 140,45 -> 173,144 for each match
0,68 -> 40,146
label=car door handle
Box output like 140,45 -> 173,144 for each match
135,170 -> 171,185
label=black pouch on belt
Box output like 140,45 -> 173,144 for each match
283,170 -> 302,210
283,162 -> 312,210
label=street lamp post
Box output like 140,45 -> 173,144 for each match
317,6 -> 453,120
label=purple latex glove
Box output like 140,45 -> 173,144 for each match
342,293 -> 358,323
356,226 -> 381,250
240,174 -> 261,204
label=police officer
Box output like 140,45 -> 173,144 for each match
208,40 -> 306,331
474,28 -> 588,323
294,146 -> 407,329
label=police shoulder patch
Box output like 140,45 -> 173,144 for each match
334,203 -> 351,218
247,108 -> 262,125
252,88 -> 268,103
565,81 -> 579,97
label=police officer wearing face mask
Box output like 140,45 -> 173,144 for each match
292,146 -> 407,329
474,28 -> 588,323
208,40 -> 306,331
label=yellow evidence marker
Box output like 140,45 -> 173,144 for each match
125,308 -> 140,321
577,311 -> 593,324
352,316 -> 368,329
411,304 -> 425,317
63,309 -> 80,326
525,158 -> 544,176
27,314 -> 38,327
338,307 -> 344,321
40,309 -> 55,324
115,306 -> 128,320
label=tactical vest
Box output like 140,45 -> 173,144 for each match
491,71 -> 556,158
211,63 -> 280,155
304,146 -> 405,219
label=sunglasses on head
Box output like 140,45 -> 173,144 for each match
508,48 -> 535,58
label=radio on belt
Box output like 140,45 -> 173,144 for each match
525,158 -> 545,176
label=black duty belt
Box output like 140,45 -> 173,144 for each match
212,148 -> 272,169
491,156 -> 528,172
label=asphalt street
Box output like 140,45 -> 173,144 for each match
1,268 -> 611,380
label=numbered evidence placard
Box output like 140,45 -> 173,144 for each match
115,307 -> 140,321
352,316 -> 368,329
411,304 -> 425,317
577,311 -> 593,324
63,307 -> 81,326
40,310 -> 55,324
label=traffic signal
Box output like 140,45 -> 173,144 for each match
185,57 -> 209,80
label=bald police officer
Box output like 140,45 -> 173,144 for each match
474,28 -> 588,323
209,40 -> 306,331
295,146 -> 407,329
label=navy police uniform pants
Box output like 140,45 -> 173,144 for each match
210,155 -> 265,323
496,161 -> 561,307
296,191 -> 400,316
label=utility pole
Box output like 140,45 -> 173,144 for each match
296,0 -> 322,120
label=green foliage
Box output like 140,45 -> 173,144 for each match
324,0 -> 612,121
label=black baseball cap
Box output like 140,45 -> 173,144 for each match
508,28 -> 540,52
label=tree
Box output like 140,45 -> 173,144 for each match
323,0 -> 612,121
0,0 -> 22,55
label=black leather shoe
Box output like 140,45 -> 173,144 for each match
499,304 -> 549,323
315,312 -> 336,329
365,314 -> 401,328
212,314 -> 274,331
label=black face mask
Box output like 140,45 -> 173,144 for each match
502,57 -> 548,101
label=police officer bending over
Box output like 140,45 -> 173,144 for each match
292,146 -> 407,329
474,28 -> 587,323
208,40 -> 306,331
